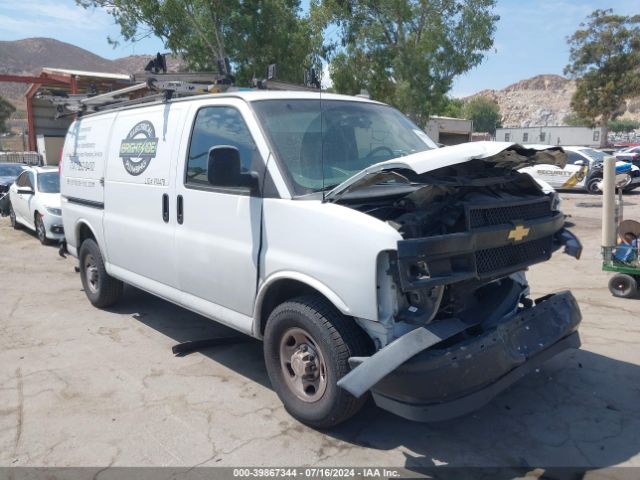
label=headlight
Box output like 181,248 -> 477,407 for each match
45,207 -> 62,216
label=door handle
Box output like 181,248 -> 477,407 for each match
162,193 -> 169,223
177,195 -> 184,225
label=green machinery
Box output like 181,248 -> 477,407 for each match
601,156 -> 640,298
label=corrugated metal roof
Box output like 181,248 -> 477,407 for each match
42,67 -> 132,81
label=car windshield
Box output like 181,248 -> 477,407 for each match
251,99 -> 436,195
37,172 -> 60,193
0,164 -> 25,177
579,148 -> 607,162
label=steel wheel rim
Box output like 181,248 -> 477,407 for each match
84,254 -> 100,294
279,327 -> 328,403
36,216 -> 45,242
616,279 -> 630,293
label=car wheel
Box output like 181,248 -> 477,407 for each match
263,295 -> 372,428
586,177 -> 602,194
9,203 -> 21,229
608,274 -> 637,299
79,238 -> 123,308
35,213 -> 51,245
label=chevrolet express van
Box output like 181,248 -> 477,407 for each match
60,91 -> 582,427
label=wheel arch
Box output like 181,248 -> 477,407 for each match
76,220 -> 98,247
253,273 -> 353,339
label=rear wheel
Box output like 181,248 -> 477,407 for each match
9,203 -> 20,229
586,177 -> 602,194
263,295 -> 372,428
79,238 -> 123,308
608,274 -> 638,298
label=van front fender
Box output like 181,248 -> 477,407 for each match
253,271 -> 352,337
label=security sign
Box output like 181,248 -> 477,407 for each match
119,121 -> 159,176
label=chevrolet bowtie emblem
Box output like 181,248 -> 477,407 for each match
508,225 -> 530,242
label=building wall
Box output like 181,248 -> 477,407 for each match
495,126 -> 606,147
426,116 -> 473,146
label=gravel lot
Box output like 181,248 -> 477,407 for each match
1,191 -> 639,471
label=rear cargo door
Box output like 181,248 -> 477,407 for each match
103,103 -> 187,289
61,116 -> 112,205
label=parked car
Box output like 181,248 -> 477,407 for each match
0,162 -> 27,215
8,166 -> 64,244
614,145 -> 640,165
520,145 -> 640,194
59,91 -> 582,427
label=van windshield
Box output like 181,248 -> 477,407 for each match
37,172 -> 60,193
251,99 -> 436,195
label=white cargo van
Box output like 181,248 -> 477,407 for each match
61,91 -> 582,427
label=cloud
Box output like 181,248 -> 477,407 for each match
0,0 -> 114,33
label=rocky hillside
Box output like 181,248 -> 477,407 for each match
0,38 -> 185,114
467,74 -> 640,128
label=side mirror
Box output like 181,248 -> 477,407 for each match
17,186 -> 34,195
574,160 -> 585,166
207,146 -> 259,192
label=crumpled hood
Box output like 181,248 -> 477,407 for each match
325,142 -> 566,201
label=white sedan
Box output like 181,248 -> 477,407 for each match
8,166 -> 64,245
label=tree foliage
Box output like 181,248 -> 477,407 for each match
437,97 -> 465,118
0,96 -> 16,134
78,0 -> 321,85
315,0 -> 498,124
463,96 -> 501,134
564,9 -> 640,136
608,119 -> 640,133
563,112 -> 594,127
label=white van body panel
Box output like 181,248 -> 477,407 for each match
61,114 -> 116,255
258,198 -> 402,325
102,104 -> 188,289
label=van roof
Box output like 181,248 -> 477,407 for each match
80,90 -> 382,118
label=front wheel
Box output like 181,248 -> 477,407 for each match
35,213 -> 50,245
263,295 -> 372,428
608,274 -> 638,298
586,177 -> 602,194
79,239 -> 123,308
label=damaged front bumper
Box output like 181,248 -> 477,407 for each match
341,291 -> 581,422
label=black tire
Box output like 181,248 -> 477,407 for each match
264,295 -> 373,428
586,176 -> 602,194
9,203 -> 20,229
79,238 -> 123,308
35,212 -> 51,245
608,274 -> 638,298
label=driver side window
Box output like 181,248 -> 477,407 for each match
186,106 -> 257,187
16,172 -> 33,188
566,152 -> 586,165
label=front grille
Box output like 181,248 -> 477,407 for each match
468,199 -> 551,229
475,236 -> 553,276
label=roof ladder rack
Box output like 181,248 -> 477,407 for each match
37,75 -> 233,116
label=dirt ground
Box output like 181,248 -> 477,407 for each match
0,191 -> 639,472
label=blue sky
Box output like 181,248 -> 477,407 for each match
0,0 -> 637,97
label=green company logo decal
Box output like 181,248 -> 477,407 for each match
119,121 -> 159,176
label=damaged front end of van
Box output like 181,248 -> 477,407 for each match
329,142 -> 582,421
